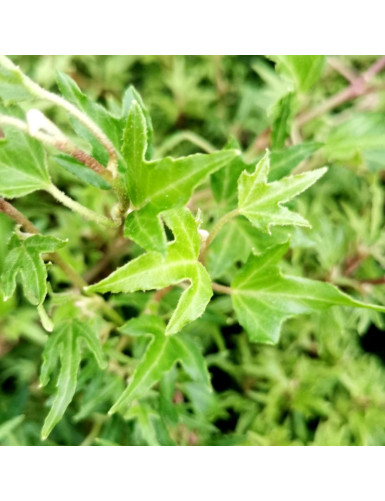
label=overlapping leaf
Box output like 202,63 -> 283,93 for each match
122,101 -> 238,252
0,123 -> 51,198
238,151 -> 327,233
232,244 -> 385,344
39,318 -> 107,440
270,56 -> 326,92
87,207 -> 212,335
1,233 -> 66,305
110,315 -> 210,414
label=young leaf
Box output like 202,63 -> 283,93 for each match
0,124 -> 51,198
39,318 -> 107,440
238,151 -> 327,233
122,101 -> 239,252
271,56 -> 326,92
232,244 -> 385,344
1,233 -> 66,306
110,315 -> 210,414
86,208 -> 212,335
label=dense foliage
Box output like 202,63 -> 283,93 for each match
1,55 -> 385,446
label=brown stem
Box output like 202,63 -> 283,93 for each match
249,56 -> 385,153
0,198 -> 87,288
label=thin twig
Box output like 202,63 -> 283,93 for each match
249,56 -> 385,154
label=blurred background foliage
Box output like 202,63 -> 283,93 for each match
1,55 -> 385,445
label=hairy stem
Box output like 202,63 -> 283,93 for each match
0,113 -> 114,183
46,183 -> 119,228
0,198 -> 123,323
0,55 -> 118,176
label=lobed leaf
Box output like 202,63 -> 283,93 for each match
110,315 -> 210,414
122,101 -> 239,252
232,244 -> 385,344
0,123 -> 51,198
1,233 -> 66,306
238,151 -> 327,233
40,318 -> 107,440
86,207 -> 212,335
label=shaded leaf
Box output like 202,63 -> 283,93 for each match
271,92 -> 295,150
269,142 -> 323,181
54,154 -> 111,190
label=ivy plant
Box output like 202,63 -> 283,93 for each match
1,55 -> 385,446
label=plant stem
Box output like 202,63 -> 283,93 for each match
211,282 -> 232,294
155,131 -> 216,157
296,56 -> 385,126
46,183 -> 119,228
0,113 -> 114,183
200,209 -> 239,263
0,198 -> 123,323
248,56 -> 385,154
0,55 -> 118,177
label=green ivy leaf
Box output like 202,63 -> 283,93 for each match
87,207 -> 212,335
54,154 -> 112,190
207,216 -> 288,279
269,142 -> 323,181
271,56 -> 326,92
1,233 -> 66,306
39,318 -> 107,440
271,92 -> 295,150
0,61 -> 31,104
238,151 -> 327,233
110,315 -> 210,414
0,124 -> 51,198
122,101 -> 239,252
56,72 -> 125,168
232,244 -> 385,344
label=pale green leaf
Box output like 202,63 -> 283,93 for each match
122,101 -> 239,251
238,151 -> 327,233
110,315 -> 210,414
0,124 -> 51,198
87,208 -> 212,335
1,233 -> 66,306
232,244 -> 385,344
271,56 -> 326,92
40,318 -> 107,440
